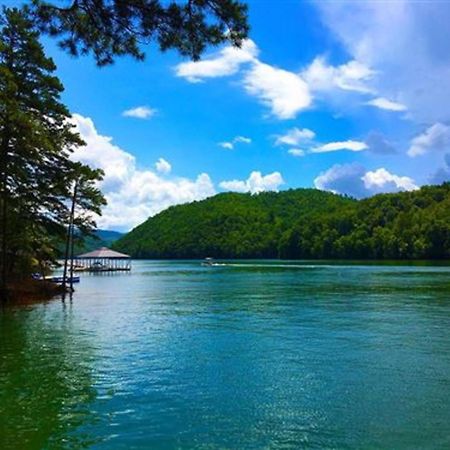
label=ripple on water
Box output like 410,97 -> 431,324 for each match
1,260 -> 450,449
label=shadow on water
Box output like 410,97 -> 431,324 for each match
0,300 -> 100,450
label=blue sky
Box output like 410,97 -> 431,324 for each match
8,0 -> 450,230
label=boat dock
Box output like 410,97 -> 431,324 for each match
75,247 -> 132,272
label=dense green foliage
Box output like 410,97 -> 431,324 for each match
114,184 -> 450,260
28,0 -> 249,66
0,8 -> 105,296
114,189 -> 355,258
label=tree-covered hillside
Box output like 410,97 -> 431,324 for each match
279,184 -> 450,259
113,184 -> 450,260
113,189 -> 354,258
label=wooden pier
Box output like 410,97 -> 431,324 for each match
75,247 -> 131,272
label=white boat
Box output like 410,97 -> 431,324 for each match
201,257 -> 215,266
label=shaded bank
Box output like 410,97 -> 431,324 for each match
1,280 -> 66,305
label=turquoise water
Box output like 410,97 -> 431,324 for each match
1,260 -> 450,449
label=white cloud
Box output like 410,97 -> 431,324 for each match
367,97 -> 407,111
176,39 -> 311,119
218,135 -> 252,150
275,127 -> 316,146
302,57 -> 374,94
178,13 -> 443,121
276,129 -> 375,157
155,157 -> 171,174
234,136 -> 252,144
175,39 -> 258,82
219,171 -> 284,194
408,123 -> 450,157
219,142 -> 234,150
122,106 -> 157,119
243,61 -> 311,119
314,163 -> 417,198
71,114 -> 215,231
312,1 -> 450,123
288,148 -> 305,157
71,114 -> 135,193
311,140 -> 368,153
362,168 -> 417,192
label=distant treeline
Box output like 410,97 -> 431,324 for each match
54,229 -> 123,258
114,183 -> 450,260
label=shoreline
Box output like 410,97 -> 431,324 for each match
119,257 -> 450,266
3,258 -> 449,306
1,280 -> 67,306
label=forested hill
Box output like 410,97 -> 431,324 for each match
113,184 -> 450,260
114,189 -> 354,258
79,230 -> 124,253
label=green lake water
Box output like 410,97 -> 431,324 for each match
1,260 -> 450,449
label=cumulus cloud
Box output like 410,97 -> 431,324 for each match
218,135 -> 252,150
408,123 -> 450,157
155,157 -> 171,174
243,61 -> 312,119
313,0 -> 450,123
71,114 -> 135,193
314,163 -> 417,198
176,39 -> 311,119
122,106 -> 157,119
175,39 -> 258,82
362,168 -> 417,192
177,12 -> 434,120
311,140 -> 368,153
275,127 -> 316,146
367,97 -> 407,111
219,171 -> 284,194
288,148 -> 305,157
302,56 -> 374,94
71,114 -> 215,231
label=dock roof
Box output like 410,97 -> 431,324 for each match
76,247 -> 130,259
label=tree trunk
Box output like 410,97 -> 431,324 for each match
62,180 -> 78,292
69,220 -> 76,291
0,130 -> 10,301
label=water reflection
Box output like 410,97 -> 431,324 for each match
0,303 -> 99,449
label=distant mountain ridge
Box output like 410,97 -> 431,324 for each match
95,230 -> 124,246
113,184 -> 450,260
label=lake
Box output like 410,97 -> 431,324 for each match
1,260 -> 450,449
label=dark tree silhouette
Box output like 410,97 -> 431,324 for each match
29,0 -> 249,65
0,8 -> 105,299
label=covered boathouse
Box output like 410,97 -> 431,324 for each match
75,247 -> 131,272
